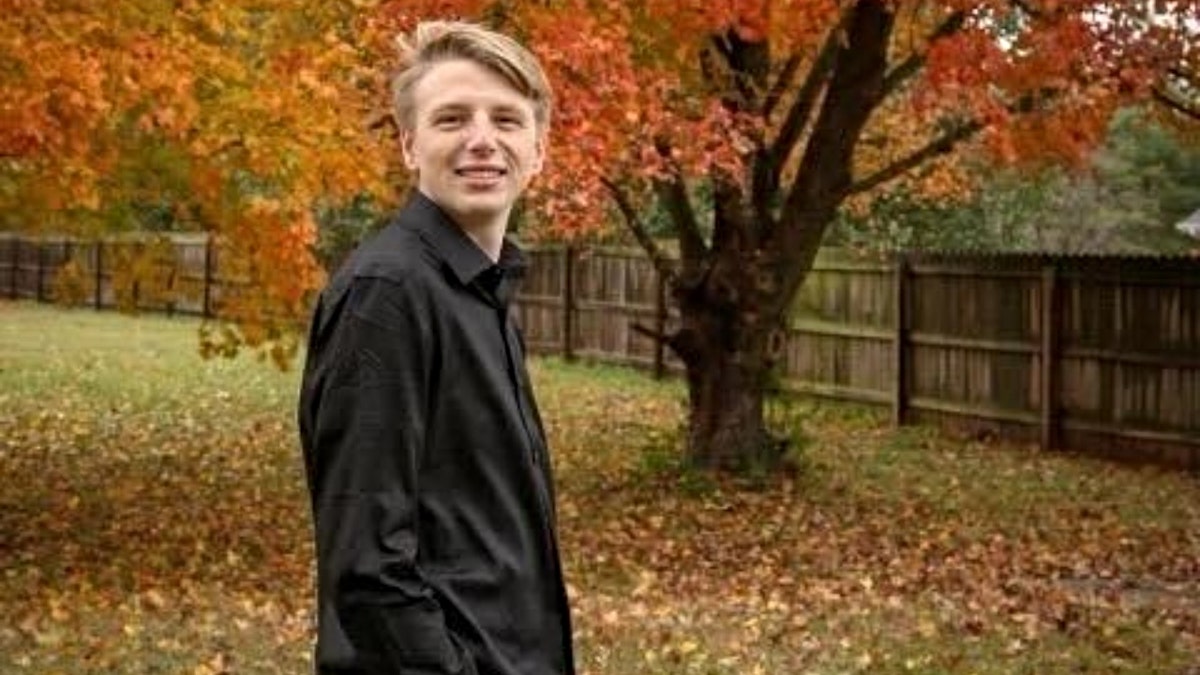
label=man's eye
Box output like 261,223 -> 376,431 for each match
434,115 -> 463,127
496,117 -> 523,129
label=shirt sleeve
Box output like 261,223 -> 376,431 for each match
302,277 -> 475,674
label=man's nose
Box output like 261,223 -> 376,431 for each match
464,115 -> 498,152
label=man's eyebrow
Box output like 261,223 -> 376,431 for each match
425,102 -> 530,120
428,103 -> 468,115
491,104 -> 528,116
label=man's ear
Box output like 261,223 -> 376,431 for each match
400,130 -> 418,171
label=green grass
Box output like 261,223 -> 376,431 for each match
2,302 -> 1198,674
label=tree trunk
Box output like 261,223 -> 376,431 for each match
684,344 -> 777,471
674,279 -> 785,471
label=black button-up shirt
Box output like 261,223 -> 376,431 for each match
298,193 -> 575,675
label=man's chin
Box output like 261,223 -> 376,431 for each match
445,197 -> 513,227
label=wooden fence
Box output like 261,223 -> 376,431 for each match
0,234 -> 219,316
515,247 -> 1200,471
4,233 -> 1198,470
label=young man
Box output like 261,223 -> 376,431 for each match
297,21 -> 574,675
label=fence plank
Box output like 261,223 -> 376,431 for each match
203,237 -> 215,318
563,246 -> 575,361
654,270 -> 667,379
93,241 -> 103,310
9,237 -> 19,299
893,255 -> 909,425
1040,265 -> 1059,451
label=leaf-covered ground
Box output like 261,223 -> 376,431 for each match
1,302 -> 1197,674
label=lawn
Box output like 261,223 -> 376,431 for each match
1,302 -> 1197,674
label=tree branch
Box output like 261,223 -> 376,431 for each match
1153,85 -> 1200,121
711,32 -> 734,63
880,11 -> 966,98
706,29 -> 771,112
766,11 -> 849,170
758,7 -> 854,209
781,0 -> 894,214
599,178 -> 678,283
1166,66 -> 1196,83
710,171 -> 751,254
631,322 -> 670,344
764,52 -> 802,119
846,119 -> 983,196
652,169 -> 708,264
765,0 -> 895,320
705,40 -> 750,112
1007,0 -> 1043,19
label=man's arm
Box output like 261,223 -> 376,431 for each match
303,277 -> 473,674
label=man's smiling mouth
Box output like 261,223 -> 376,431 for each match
456,167 -> 506,178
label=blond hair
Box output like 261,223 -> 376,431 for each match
392,21 -> 552,133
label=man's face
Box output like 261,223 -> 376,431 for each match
401,58 -> 545,232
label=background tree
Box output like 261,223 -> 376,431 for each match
5,0 -> 1198,466
477,0 -> 1200,470
0,0 -> 398,365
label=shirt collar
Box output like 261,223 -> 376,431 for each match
404,191 -> 527,286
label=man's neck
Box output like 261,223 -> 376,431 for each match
459,220 -> 507,263
413,189 -> 510,262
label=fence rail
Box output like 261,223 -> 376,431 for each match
3,233 -> 1198,470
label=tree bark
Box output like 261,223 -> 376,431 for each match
682,327 -> 779,471
672,244 -> 787,471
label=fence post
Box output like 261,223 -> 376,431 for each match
36,239 -> 45,302
562,245 -> 576,361
892,254 -> 910,426
203,235 -> 215,319
94,240 -> 104,310
1040,264 -> 1060,451
165,240 -> 178,318
9,237 -> 18,299
653,267 -> 668,380
131,242 -> 142,311
62,239 -> 73,305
